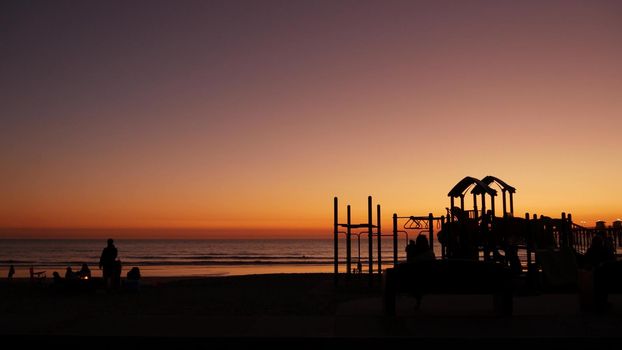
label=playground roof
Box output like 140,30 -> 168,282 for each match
481,176 -> 516,193
447,176 -> 497,197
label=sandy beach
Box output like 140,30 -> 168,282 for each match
2,273 -> 622,346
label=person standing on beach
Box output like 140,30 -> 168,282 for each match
99,238 -> 118,289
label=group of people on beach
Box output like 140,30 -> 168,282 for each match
58,263 -> 92,280
8,238 -> 141,292
405,234 -> 435,262
48,238 -> 122,290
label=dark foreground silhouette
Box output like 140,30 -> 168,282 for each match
3,273 -> 622,342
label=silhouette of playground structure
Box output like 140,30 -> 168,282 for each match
333,175 -> 622,277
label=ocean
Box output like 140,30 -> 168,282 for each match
0,238 -> 420,278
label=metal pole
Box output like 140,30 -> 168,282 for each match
428,213 -> 434,253
377,204 -> 382,274
393,213 -> 398,267
491,196 -> 495,219
481,193 -> 486,218
347,205 -> 351,275
568,213 -> 573,248
460,195 -> 465,213
526,213 -> 531,267
561,212 -> 567,247
368,196 -> 373,275
450,197 -> 455,222
440,216 -> 446,259
333,197 -> 338,277
502,189 -> 507,217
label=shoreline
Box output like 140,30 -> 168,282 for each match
3,264 -> 337,279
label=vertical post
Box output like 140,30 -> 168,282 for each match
440,216 -> 446,259
525,212 -> 530,267
428,213 -> 434,253
525,213 -> 530,248
533,214 -> 538,250
509,193 -> 514,216
561,212 -> 567,247
393,213 -> 398,267
490,196 -> 495,219
568,213 -> 573,249
368,196 -> 373,275
502,189 -> 507,217
491,194 -> 497,262
460,195 -> 465,212
481,193 -> 486,219
346,205 -> 351,275
377,204 -> 382,274
473,193 -> 478,220
526,213 -> 531,267
334,197 -> 338,278
450,197 -> 455,222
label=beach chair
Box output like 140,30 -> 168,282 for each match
29,266 -> 47,283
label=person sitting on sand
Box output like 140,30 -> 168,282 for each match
406,239 -> 417,263
65,266 -> 78,280
413,234 -> 435,261
124,266 -> 141,291
127,266 -> 140,281
78,263 -> 91,279
52,271 -> 63,285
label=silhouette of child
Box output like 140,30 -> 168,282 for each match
126,267 -> 141,281
124,266 -> 141,291
8,264 -> 15,280
111,260 -> 122,289
52,271 -> 63,287
413,235 -> 435,261
406,240 -> 417,263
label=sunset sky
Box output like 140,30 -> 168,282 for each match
2,0 -> 622,238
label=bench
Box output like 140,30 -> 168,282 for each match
383,259 -> 514,316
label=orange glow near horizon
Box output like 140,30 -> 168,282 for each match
2,1 -> 622,238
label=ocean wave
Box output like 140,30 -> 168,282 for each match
4,259 -> 380,267
0,260 -> 35,264
127,255 -> 330,260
